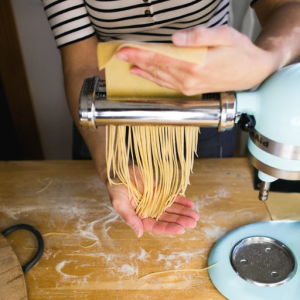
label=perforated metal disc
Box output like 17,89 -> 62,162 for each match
231,237 -> 296,287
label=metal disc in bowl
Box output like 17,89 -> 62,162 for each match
231,237 -> 296,287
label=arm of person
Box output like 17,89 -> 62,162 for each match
115,0 -> 300,95
253,0 -> 300,68
59,36 -> 199,237
60,35 -> 107,182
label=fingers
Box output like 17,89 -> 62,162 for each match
116,46 -> 206,96
117,48 -> 200,94
174,195 -> 195,209
142,218 -> 185,235
165,203 -> 199,221
115,26 -> 253,95
130,65 -> 178,91
142,196 -> 199,235
107,183 -> 199,237
158,212 -> 197,228
116,47 -> 190,72
172,25 -> 240,47
111,196 -> 144,238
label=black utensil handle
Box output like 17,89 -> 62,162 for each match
2,224 -> 44,274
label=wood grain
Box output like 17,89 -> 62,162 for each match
0,159 -> 271,300
265,192 -> 300,221
0,235 -> 27,300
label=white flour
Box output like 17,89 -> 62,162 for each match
157,248 -> 207,269
74,203 -> 121,244
2,177 -> 258,291
138,248 -> 149,261
201,226 -> 227,241
119,263 -> 139,277
56,261 -> 77,278
192,187 -> 229,211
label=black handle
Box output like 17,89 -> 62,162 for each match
237,113 -> 256,132
2,224 -> 44,274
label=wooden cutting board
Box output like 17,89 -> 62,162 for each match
0,234 -> 27,300
0,159 -> 271,300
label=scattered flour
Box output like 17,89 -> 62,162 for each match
204,210 -> 258,226
137,248 -> 150,262
75,205 -> 120,244
56,261 -> 77,278
193,187 -> 229,211
119,264 -> 139,277
55,260 -> 93,284
1,205 -> 43,220
201,226 -> 226,241
157,249 -> 206,269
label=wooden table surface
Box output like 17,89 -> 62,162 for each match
0,159 -> 272,300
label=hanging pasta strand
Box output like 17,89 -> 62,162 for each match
106,124 -> 199,219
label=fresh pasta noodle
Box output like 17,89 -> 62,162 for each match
139,263 -> 217,280
106,125 -> 199,219
99,41 -> 206,219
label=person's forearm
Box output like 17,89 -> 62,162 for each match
63,68 -> 108,183
60,36 -> 108,183
254,1 -> 300,69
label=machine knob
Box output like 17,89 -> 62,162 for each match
237,113 -> 256,132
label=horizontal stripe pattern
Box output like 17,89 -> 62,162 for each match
42,0 -> 95,47
42,0 -> 231,48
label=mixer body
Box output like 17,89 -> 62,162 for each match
236,64 -> 300,199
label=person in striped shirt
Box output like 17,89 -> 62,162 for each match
42,0 -> 300,237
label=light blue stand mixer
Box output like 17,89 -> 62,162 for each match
236,63 -> 300,200
79,63 -> 300,300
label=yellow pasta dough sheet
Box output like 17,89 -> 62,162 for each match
97,41 -> 207,99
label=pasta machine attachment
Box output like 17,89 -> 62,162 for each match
79,64 -> 300,201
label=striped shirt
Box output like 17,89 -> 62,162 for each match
42,0 -> 234,48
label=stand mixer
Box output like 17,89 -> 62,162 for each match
79,63 -> 300,202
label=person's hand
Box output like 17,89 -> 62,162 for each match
105,166 -> 199,238
116,26 -> 281,95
